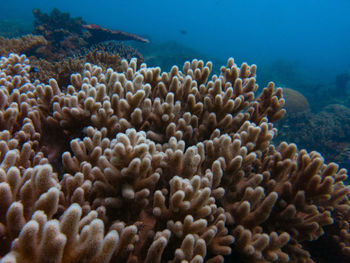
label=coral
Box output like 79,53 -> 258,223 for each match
31,8 -> 148,59
0,53 -> 349,263
32,8 -> 86,42
282,88 -> 309,114
82,24 -> 149,44
29,48 -> 124,88
33,7 -> 83,31
0,33 -> 143,88
93,41 -> 144,62
28,42 -> 143,88
0,34 -> 48,57
275,104 -> 350,171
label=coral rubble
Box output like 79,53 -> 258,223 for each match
0,53 -> 349,263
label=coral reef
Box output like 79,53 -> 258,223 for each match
0,33 -> 143,88
0,8 -> 146,90
275,104 -> 350,172
29,42 -> 143,88
33,8 -> 86,36
0,34 -> 48,57
82,24 -> 149,44
0,53 -> 349,263
32,8 -> 148,60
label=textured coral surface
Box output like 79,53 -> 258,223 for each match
0,53 -> 349,263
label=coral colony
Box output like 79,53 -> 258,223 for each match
0,53 -> 350,263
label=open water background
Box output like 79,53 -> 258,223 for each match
2,0 -> 350,86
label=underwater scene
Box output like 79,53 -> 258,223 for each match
0,0 -> 350,262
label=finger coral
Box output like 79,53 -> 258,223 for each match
0,53 -> 349,263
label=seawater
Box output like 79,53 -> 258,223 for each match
2,0 -> 350,83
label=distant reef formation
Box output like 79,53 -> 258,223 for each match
0,34 -> 144,88
276,102 -> 350,172
0,8 -> 147,88
32,8 -> 149,56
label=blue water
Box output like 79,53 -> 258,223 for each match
2,0 -> 350,85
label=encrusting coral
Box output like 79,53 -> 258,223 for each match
0,53 -> 349,263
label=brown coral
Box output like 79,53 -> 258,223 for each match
29,48 -> 125,89
0,53 -> 349,263
0,35 -> 48,57
282,88 -> 310,114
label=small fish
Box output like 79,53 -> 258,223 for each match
179,29 -> 187,35
30,67 -> 39,73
